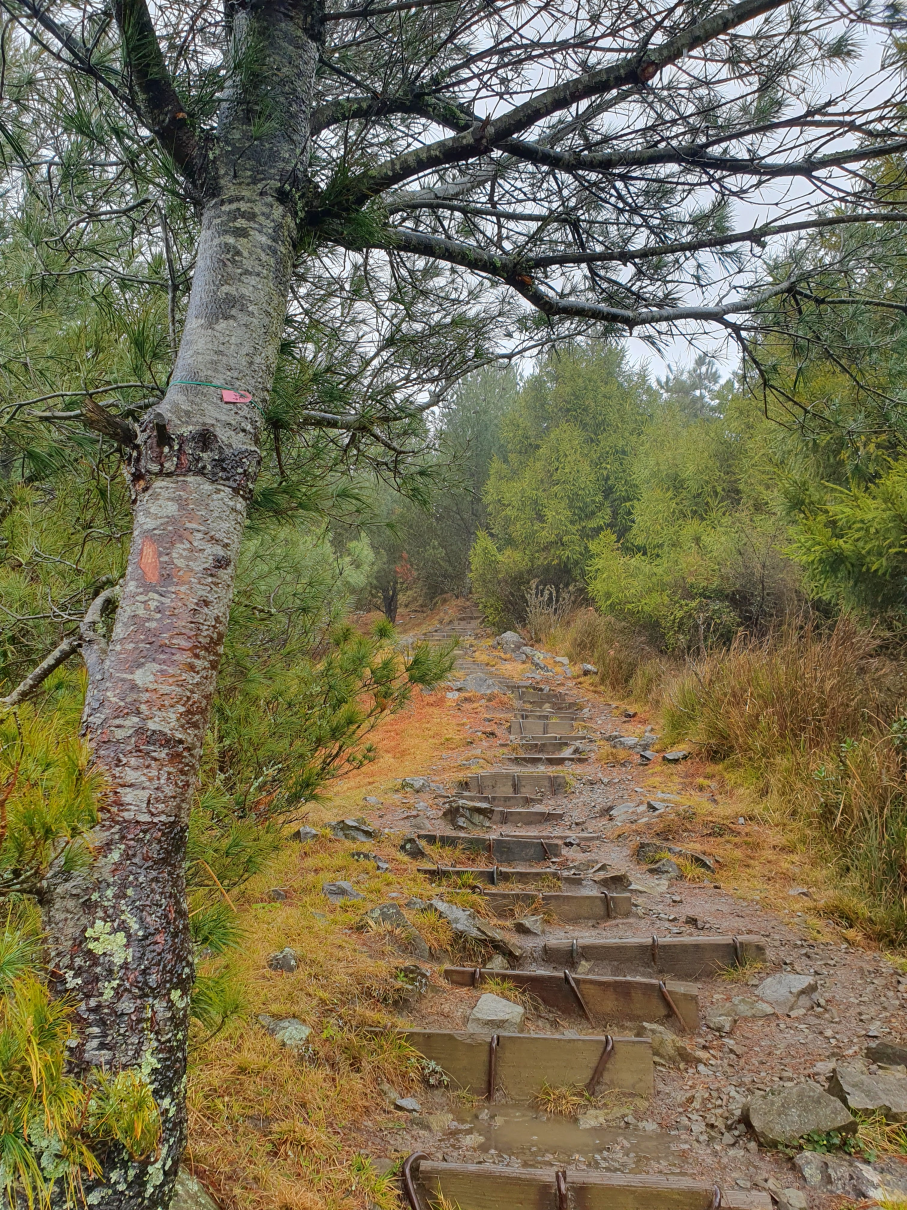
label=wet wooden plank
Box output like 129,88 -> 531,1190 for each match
543,935 -> 767,979
480,889 -> 633,921
461,772 -> 568,796
417,866 -> 630,891
418,834 -> 563,861
415,1163 -> 771,1210
446,803 -> 566,826
399,1030 -> 653,1097
442,968 -> 699,1030
458,793 -> 543,808
508,751 -> 591,765
511,718 -> 584,736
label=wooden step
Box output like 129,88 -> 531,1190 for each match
406,1159 -> 771,1210
396,1029 -> 652,1098
444,802 -> 566,827
443,968 -> 699,1031
462,772 -> 567,797
511,718 -> 585,736
417,866 -> 631,892
417,834 -> 563,862
457,792 -> 544,808
507,750 -> 591,765
481,888 -> 632,921
512,736 -> 593,751
543,935 -> 767,978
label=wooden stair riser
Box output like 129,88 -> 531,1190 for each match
400,1030 -> 653,1098
543,936 -> 767,979
443,968 -> 699,1031
481,889 -> 633,921
411,1163 -> 771,1210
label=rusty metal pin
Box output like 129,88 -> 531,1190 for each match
651,933 -> 659,966
556,1168 -> 569,1210
472,967 -> 482,987
564,969 -> 595,1024
732,935 -> 742,965
710,1186 -> 723,1209
492,864 -> 499,886
571,938 -> 578,965
585,1034 -> 614,1094
487,1033 -> 499,1101
401,1152 -> 428,1210
658,979 -> 687,1029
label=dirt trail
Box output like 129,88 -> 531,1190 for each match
357,613 -> 907,1209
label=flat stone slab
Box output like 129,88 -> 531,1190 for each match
746,1081 -> 856,1145
829,1063 -> 907,1122
756,972 -> 817,1013
327,818 -> 377,842
322,880 -> 364,902
258,1015 -> 312,1050
467,993 -> 525,1034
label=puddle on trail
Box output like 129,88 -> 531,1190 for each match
452,1105 -> 676,1167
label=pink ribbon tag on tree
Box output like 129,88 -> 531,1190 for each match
221,389 -> 252,404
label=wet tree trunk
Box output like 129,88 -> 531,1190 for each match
42,4 -> 320,1206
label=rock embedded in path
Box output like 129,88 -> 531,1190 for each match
267,947 -> 298,973
829,1063 -> 907,1122
633,1021 -> 702,1067
467,992 -> 525,1034
400,834 -> 427,858
322,880 -> 364,903
866,1038 -> 907,1068
362,902 -> 431,959
794,1151 -> 907,1201
429,897 -> 523,960
755,972 -> 817,1013
327,818 -> 377,842
258,1014 -> 312,1050
635,840 -> 716,873
730,995 -> 775,1019
513,915 -> 544,936
746,1081 -> 856,1146
662,750 -> 691,763
705,1008 -> 737,1035
459,673 -> 499,693
401,776 -> 431,793
647,858 -> 682,878
776,1191 -> 808,1210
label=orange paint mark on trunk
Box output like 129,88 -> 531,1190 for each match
139,536 -> 160,583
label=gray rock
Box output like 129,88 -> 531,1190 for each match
580,664 -> 598,675
776,1190 -> 808,1210
363,795 -> 382,805
513,915 -> 544,936
730,995 -> 776,1019
756,973 -> 818,1013
496,631 -> 523,650
793,1151 -> 907,1201
327,818 -> 377,842
633,1021 -> 701,1067
746,1082 -> 856,1146
406,897 -> 427,910
267,947 -> 298,973
292,825 -> 319,843
662,750 -> 691,763
362,902 -> 431,959
866,1038 -> 907,1068
258,1015 -> 312,1050
269,888 -> 287,901
706,1009 -> 737,1035
484,953 -> 511,970
467,992 -> 525,1034
400,834 -> 427,858
647,859 -> 682,878
351,850 -> 390,872
322,880 -> 364,902
171,1171 -> 221,1210
401,776 -> 431,793
635,840 -> 716,873
394,1097 -> 421,1113
829,1063 -> 907,1122
461,673 -> 499,694
553,656 -> 570,666
429,898 -> 523,960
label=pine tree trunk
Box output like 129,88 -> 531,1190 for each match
42,4 -> 320,1204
